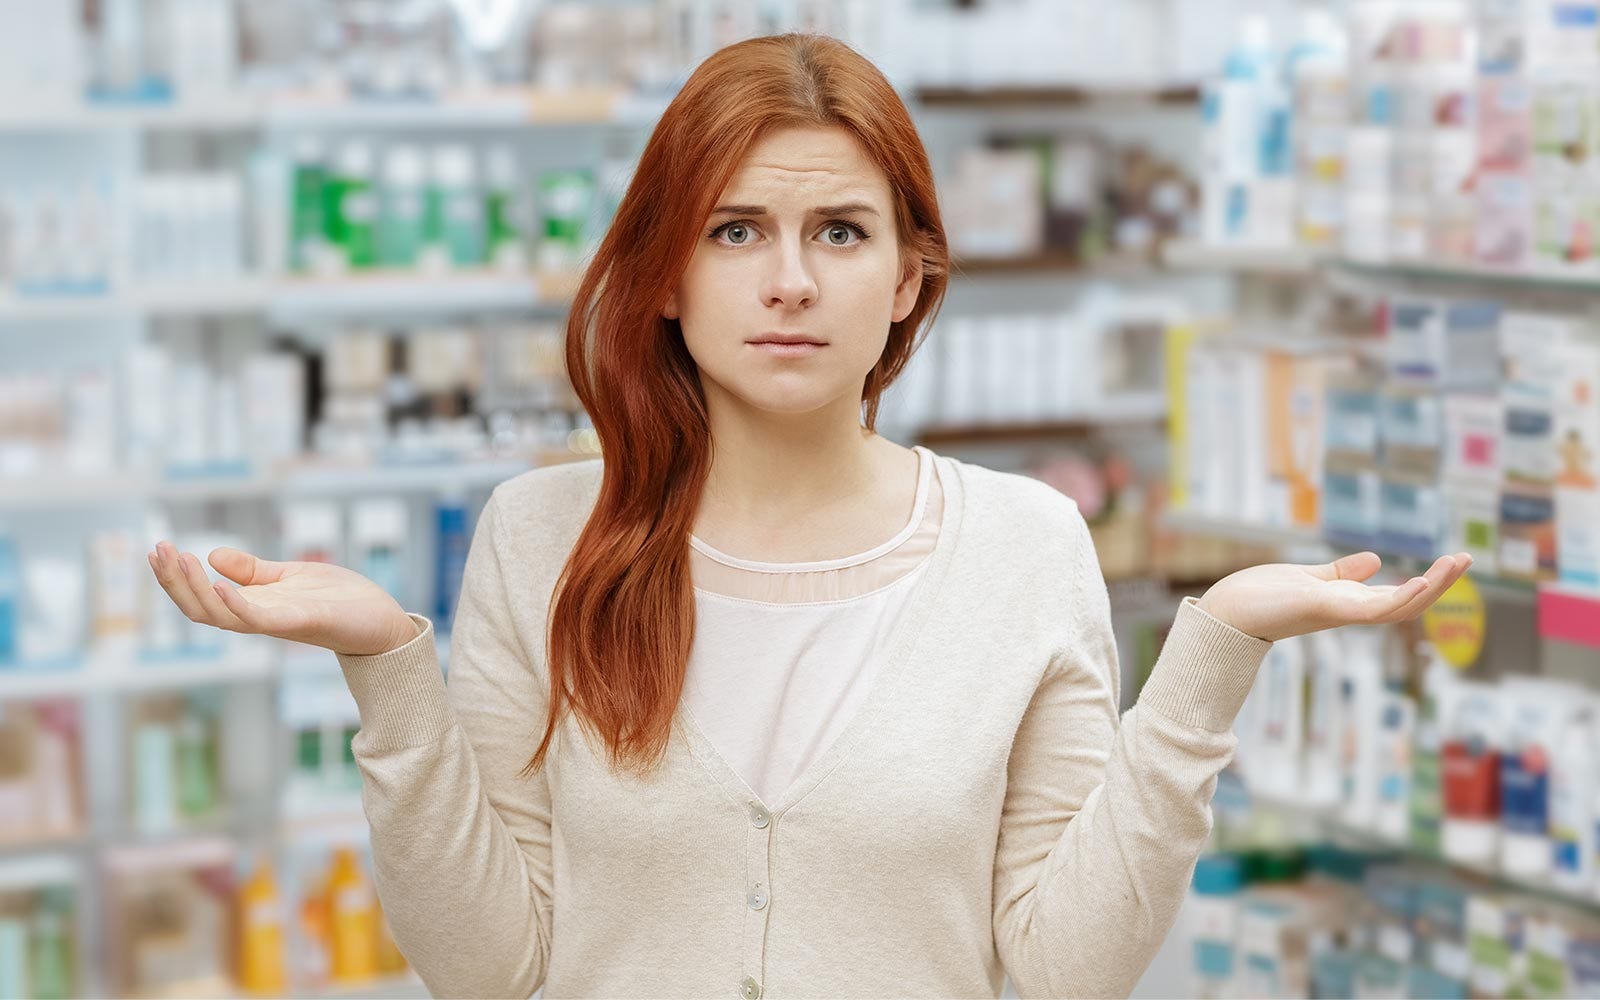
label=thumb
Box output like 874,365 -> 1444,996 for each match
1307,551 -> 1382,583
207,546 -> 286,586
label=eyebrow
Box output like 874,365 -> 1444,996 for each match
709,202 -> 881,218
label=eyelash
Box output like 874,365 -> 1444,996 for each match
705,220 -> 873,246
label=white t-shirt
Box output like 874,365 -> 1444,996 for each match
681,444 -> 943,806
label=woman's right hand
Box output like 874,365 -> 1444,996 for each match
147,540 -> 422,657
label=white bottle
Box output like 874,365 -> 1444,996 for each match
1550,697 -> 1598,893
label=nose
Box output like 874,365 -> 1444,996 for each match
759,235 -> 818,310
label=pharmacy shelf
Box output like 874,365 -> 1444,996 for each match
0,644 -> 278,701
914,82 -> 1202,107
0,98 -> 262,132
0,86 -> 669,134
1159,240 -> 1327,277
0,454 -> 559,511
1162,507 -> 1327,549
916,398 -> 1169,446
1332,255 -> 1600,296
949,252 -> 1157,278
1161,240 -> 1600,294
292,972 -> 430,1000
1250,791 -> 1600,915
0,851 -> 80,891
0,270 -> 584,324
1164,508 -> 1543,604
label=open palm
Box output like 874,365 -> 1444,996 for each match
1195,551 -> 1472,643
148,541 -> 421,656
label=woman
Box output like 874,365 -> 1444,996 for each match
148,33 -> 1468,1000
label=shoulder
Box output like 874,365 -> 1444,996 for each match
939,454 -> 1100,582
946,455 -> 1086,534
485,457 -> 605,546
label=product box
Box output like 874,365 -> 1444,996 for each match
1501,312 -> 1575,486
1323,455 -> 1384,551
1325,369 -> 1384,458
1266,352 -> 1337,527
1446,479 -> 1502,574
1445,393 -> 1504,482
1380,470 -> 1444,560
1477,170 -> 1535,268
1553,337 -> 1600,587
1380,384 -> 1444,474
1500,483 -> 1559,582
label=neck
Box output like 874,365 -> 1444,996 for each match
698,390 -> 882,532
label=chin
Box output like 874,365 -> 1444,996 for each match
728,375 -> 853,416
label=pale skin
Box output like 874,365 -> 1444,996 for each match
147,124 -> 1471,655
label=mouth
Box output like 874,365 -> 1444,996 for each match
747,333 -> 827,358
747,333 -> 828,346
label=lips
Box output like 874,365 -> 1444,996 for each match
748,333 -> 827,346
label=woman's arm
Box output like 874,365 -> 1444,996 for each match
993,495 -> 1468,999
990,496 -> 1268,999
336,491 -> 554,999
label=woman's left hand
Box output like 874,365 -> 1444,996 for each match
1194,550 -> 1473,643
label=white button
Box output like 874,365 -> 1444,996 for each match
741,975 -> 762,999
747,883 -> 768,910
748,802 -> 769,828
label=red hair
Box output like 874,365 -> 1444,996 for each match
524,33 -> 950,778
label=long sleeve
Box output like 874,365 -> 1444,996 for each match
992,505 -> 1271,999
335,491 -> 554,999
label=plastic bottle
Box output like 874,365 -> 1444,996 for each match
1189,853 -> 1243,999
175,708 -> 216,820
327,847 -> 378,982
1286,7 -> 1349,247
433,145 -> 485,268
1550,698 -> 1598,893
0,534 -> 19,666
28,888 -> 74,1000
0,914 -> 29,999
290,136 -> 329,274
1500,678 -> 1560,878
327,141 -> 378,270
237,856 -> 287,996
377,145 -> 426,269
1201,15 -> 1274,244
484,145 -> 526,271
1440,682 -> 1502,865
434,493 -> 469,631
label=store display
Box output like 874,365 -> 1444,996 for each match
4,3 -> 1600,998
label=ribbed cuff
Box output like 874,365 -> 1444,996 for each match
335,613 -> 453,751
1136,596 -> 1273,732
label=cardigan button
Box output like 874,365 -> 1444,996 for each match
748,802 -> 770,828
747,883 -> 768,910
741,975 -> 762,999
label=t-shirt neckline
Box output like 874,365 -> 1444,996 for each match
687,445 -> 934,573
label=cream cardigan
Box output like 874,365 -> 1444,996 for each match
335,451 -> 1272,999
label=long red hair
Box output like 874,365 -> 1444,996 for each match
525,33 -> 950,778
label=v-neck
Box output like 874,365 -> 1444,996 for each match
676,450 -> 967,819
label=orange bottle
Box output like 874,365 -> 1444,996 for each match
236,857 -> 286,996
326,847 -> 378,983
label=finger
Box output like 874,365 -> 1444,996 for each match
1310,551 -> 1383,583
177,550 -> 249,631
151,542 -> 209,623
208,546 -> 288,587
212,579 -> 310,636
1388,553 -> 1470,622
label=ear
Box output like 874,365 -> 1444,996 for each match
890,260 -> 922,324
662,291 -> 679,321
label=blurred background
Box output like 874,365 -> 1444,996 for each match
0,0 -> 1598,997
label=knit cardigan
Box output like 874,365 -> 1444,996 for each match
335,451 -> 1272,999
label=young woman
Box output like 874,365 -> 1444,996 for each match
148,33 -> 1469,1000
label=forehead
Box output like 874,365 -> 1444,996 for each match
717,126 -> 890,205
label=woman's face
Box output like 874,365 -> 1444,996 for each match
664,126 -> 921,418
